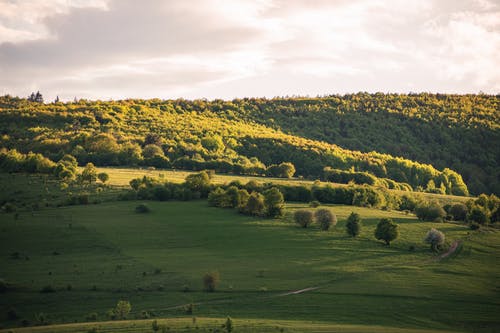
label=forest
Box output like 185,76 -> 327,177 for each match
0,93 -> 497,196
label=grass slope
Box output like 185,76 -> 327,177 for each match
1,201 -> 499,332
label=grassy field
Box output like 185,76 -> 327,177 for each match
1,199 -> 499,332
96,166 -> 471,204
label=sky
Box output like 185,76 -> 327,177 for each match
0,0 -> 499,101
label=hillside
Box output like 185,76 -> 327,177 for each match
1,201 -> 499,332
0,94 -> 481,196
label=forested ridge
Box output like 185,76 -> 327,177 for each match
0,93 -> 497,195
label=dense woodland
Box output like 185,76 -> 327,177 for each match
0,93 -> 497,195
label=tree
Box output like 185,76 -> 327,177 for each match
142,144 -> 164,159
81,163 -> 97,184
450,203 -> 468,221
184,171 -> 211,197
415,202 -> 446,222
294,209 -> 314,228
263,187 -> 285,218
467,205 -> 489,225
374,218 -> 399,245
315,208 -> 336,230
240,192 -> 265,216
113,300 -> 131,319
225,316 -> 234,333
424,228 -> 445,251
346,212 -> 361,237
152,319 -> 160,332
97,172 -> 109,184
203,271 -> 220,292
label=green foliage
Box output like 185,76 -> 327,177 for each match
374,218 -> 399,245
225,316 -> 234,333
346,212 -> 362,237
203,271 -> 220,292
294,209 -> 314,228
97,172 -> 109,184
152,319 -> 160,332
239,192 -> 266,216
449,203 -> 468,221
415,202 -> 446,222
135,203 -> 151,213
263,187 -> 285,218
424,228 -> 445,252
112,300 -> 131,320
81,163 -> 97,184
0,94 -> 484,196
315,208 -> 337,230
467,205 -> 489,225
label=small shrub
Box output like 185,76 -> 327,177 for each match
408,245 -> 416,252
152,319 -> 160,332
86,312 -> 98,321
40,285 -> 56,293
184,303 -> 194,314
294,210 -> 314,228
113,300 -> 131,319
2,202 -> 16,213
315,209 -> 337,230
182,284 -> 191,292
309,200 -> 320,208
34,312 -> 50,326
415,202 -> 446,222
450,203 -> 468,221
203,271 -> 220,292
0,278 -> 8,293
135,203 -> 151,213
225,316 -> 234,333
470,222 -> 481,230
7,308 -> 19,320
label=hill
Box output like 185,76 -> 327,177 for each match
0,94 -> 483,196
1,200 -> 499,332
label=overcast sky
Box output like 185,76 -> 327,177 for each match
0,0 -> 499,101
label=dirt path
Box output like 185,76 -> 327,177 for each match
438,240 -> 460,260
277,286 -> 320,296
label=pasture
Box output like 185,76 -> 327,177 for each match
1,200 -> 499,332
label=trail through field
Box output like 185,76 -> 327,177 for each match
277,286 -> 320,296
438,240 -> 460,260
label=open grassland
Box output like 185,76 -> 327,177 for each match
1,200 -> 499,332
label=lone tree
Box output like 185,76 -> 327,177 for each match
113,300 -> 131,319
203,271 -> 220,292
374,218 -> 399,245
97,172 -> 109,184
294,209 -> 314,228
346,212 -> 362,237
424,228 -> 445,252
81,162 -> 97,184
315,208 -> 337,230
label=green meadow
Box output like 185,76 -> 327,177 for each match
1,198 -> 499,332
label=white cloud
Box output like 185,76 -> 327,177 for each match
0,0 -> 499,100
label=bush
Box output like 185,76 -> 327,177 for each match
152,319 -> 160,332
7,308 -> 19,320
294,210 -> 314,228
315,209 -> 336,230
374,218 -> 399,245
346,212 -> 362,237
450,203 -> 468,221
424,228 -> 445,252
97,172 -> 109,184
263,187 -> 285,218
470,222 -> 481,230
40,285 -> 56,293
309,200 -> 320,208
135,203 -> 151,213
239,192 -> 265,216
467,205 -> 489,225
415,202 -> 446,222
225,316 -> 234,332
112,300 -> 131,320
0,278 -> 7,293
203,271 -> 220,292
86,312 -> 98,321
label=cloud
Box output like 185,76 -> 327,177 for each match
0,0 -> 499,100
